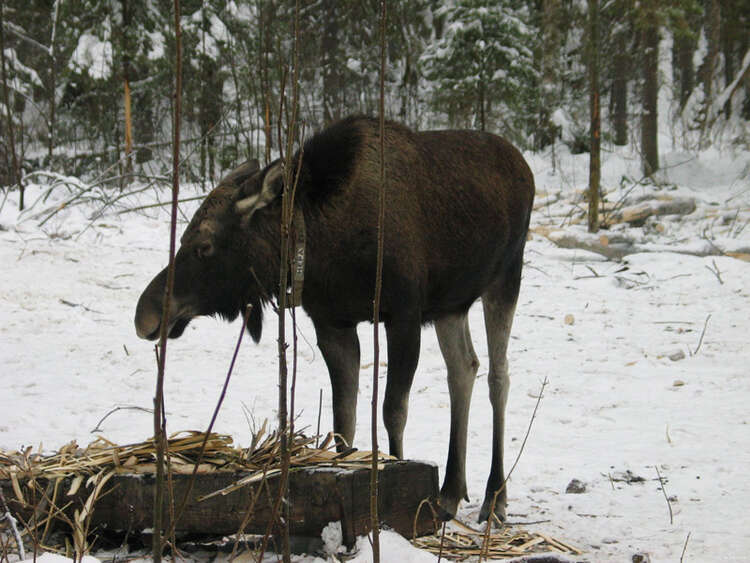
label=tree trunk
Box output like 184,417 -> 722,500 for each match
612,29 -> 629,146
478,76 -> 486,132
0,1 -> 22,209
124,79 -> 133,168
700,0 -> 721,146
48,0 -> 62,164
121,0 -> 134,183
588,0 -> 600,232
321,0 -> 340,126
640,4 -> 659,176
538,0 -> 562,149
676,33 -> 695,110
702,0 -> 721,105
260,0 -> 275,164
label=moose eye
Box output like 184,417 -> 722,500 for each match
195,241 -> 214,259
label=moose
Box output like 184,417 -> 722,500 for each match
135,116 -> 535,523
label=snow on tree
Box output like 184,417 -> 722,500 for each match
419,0 -> 537,140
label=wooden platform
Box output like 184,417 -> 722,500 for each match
3,460 -> 439,548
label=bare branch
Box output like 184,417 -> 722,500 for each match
152,1 -> 183,560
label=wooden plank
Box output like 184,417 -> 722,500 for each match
2,460 -> 439,548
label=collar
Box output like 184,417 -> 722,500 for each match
287,207 -> 306,308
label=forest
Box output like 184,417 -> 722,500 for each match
1,0 -> 749,203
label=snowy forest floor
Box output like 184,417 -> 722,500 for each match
1,143 -> 749,562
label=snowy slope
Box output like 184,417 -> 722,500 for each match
1,145 -> 749,562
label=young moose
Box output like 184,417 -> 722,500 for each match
135,116 -> 535,522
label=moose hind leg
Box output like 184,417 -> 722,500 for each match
313,320 -> 360,451
435,313 -> 478,520
479,269 -> 521,524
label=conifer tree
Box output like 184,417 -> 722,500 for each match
420,0 -> 537,138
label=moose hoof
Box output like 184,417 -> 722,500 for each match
436,494 -> 461,521
478,498 -> 507,525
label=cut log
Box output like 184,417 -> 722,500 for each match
603,197 -> 696,227
2,460 -> 439,549
536,227 -> 749,262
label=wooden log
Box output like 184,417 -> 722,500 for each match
603,197 -> 696,227
1,460 -> 439,549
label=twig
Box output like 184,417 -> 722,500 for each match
680,531 -> 691,562
90,405 -> 153,433
369,3 -> 387,560
704,260 -> 723,284
58,299 -> 102,314
257,6 -> 301,562
654,464 -> 673,525
316,389 -> 323,448
0,486 -> 25,560
116,195 -> 207,215
152,2 -> 183,560
173,304 -> 253,529
480,377 -> 548,562
692,314 -> 711,356
437,520 -> 447,563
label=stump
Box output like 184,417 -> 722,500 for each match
2,460 -> 439,549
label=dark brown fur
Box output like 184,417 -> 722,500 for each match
135,116 -> 535,521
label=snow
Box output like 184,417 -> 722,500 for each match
70,32 -> 113,80
1,143 -> 749,562
20,555 -> 100,563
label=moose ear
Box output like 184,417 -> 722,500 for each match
235,160 -> 284,217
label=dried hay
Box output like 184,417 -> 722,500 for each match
0,427 -> 394,485
412,518 -> 582,560
0,428 -> 397,557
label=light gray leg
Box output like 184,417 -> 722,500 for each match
435,313 -> 479,519
313,320 -> 360,451
479,288 -> 518,524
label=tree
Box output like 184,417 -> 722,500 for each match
638,0 -> 660,176
420,0 -> 537,137
537,0 -> 564,148
587,0 -> 600,231
609,0 -> 633,146
0,0 -> 23,207
698,0 -> 721,146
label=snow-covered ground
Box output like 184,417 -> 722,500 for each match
1,144 -> 749,562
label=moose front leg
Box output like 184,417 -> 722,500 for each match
382,317 -> 421,459
314,320 -> 360,451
